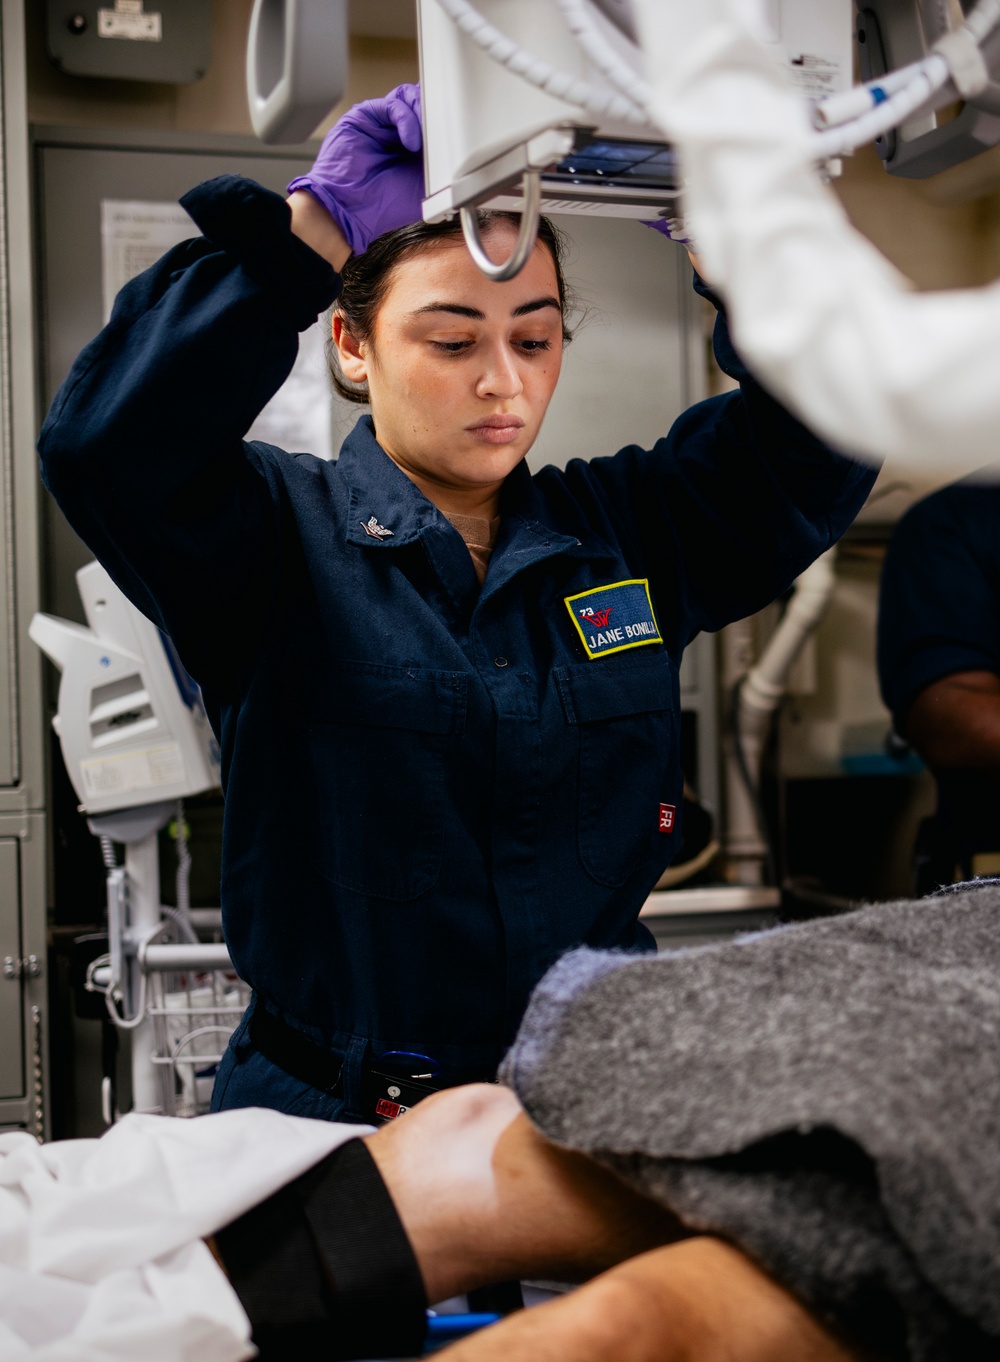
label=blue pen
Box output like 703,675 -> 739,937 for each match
424,1312 -> 502,1351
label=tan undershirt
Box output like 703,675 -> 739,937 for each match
444,513 -> 501,585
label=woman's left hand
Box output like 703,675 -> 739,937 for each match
287,83 -> 424,258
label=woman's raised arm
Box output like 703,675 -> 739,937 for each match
37,176 -> 340,697
37,86 -> 425,699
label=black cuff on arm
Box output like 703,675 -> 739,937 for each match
214,1137 -> 428,1360
181,175 -> 341,332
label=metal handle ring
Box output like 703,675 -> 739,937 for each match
459,171 -> 543,281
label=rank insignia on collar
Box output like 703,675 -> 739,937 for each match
361,515 -> 394,540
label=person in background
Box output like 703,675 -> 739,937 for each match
38,84 -> 876,1124
878,478 -> 1000,891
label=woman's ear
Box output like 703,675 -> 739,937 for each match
332,313 -> 368,384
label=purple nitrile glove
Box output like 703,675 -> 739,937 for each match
287,83 -> 424,257
643,210 -> 698,252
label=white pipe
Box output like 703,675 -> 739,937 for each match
124,834 -> 162,1115
723,549 -> 838,884
722,618 -> 765,884
140,943 -> 234,973
738,548 -> 837,747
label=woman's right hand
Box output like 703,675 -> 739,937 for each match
287,83 -> 424,259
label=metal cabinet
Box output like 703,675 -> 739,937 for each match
0,838 -> 23,1099
0,818 -> 46,1133
0,1 -> 49,1135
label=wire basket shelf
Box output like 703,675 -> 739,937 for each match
147,966 -> 250,1117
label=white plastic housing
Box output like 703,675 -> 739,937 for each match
418,0 -> 852,221
30,562 -> 220,816
246,0 -> 348,144
419,0 -> 659,219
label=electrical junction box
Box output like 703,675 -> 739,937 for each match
46,0 -> 212,84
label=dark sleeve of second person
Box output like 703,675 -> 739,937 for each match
877,482 -> 1000,735
37,176 -> 340,695
543,274 -> 878,652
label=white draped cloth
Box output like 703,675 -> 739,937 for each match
635,0 -> 1000,477
0,1108 -> 367,1361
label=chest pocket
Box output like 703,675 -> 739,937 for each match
302,662 -> 467,901
556,655 -> 677,888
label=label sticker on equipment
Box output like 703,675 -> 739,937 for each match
98,2 -> 162,42
659,803 -> 677,834
376,1098 -> 409,1120
564,579 -> 662,660
787,53 -> 842,98
80,743 -> 184,800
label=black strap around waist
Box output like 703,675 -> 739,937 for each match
249,1002 -> 499,1111
249,1004 -> 346,1094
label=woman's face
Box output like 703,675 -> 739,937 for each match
333,224 -> 564,505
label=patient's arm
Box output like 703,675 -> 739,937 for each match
365,1083 -> 687,1304
366,1084 -> 860,1362
209,1084 -> 857,1361
906,669 -> 1000,770
435,1238 -> 858,1362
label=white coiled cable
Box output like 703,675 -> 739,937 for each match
553,0 -> 652,108
814,54 -> 951,158
964,0 -> 1000,44
813,0 -> 1000,154
815,59 -> 934,128
432,0 -> 649,125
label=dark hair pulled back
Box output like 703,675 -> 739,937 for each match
329,212 -> 574,405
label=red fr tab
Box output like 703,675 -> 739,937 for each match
659,803 -> 677,833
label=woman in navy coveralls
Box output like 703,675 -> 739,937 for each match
38,90 -> 877,1123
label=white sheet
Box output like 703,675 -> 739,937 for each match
0,1108 -> 371,1361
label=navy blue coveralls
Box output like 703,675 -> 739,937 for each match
39,177 -> 876,1121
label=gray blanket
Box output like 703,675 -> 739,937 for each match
500,885 -> 1000,1360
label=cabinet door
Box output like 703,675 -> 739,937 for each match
0,838 -> 24,1098
0,495 -> 13,787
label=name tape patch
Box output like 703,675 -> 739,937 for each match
565,579 -> 663,660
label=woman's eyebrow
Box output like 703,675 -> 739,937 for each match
408,297 -> 561,320
511,296 -> 561,317
410,303 -> 485,319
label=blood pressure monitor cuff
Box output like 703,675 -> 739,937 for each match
214,1135 -> 428,1360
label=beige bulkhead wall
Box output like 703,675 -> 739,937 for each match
25,0 -> 418,137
